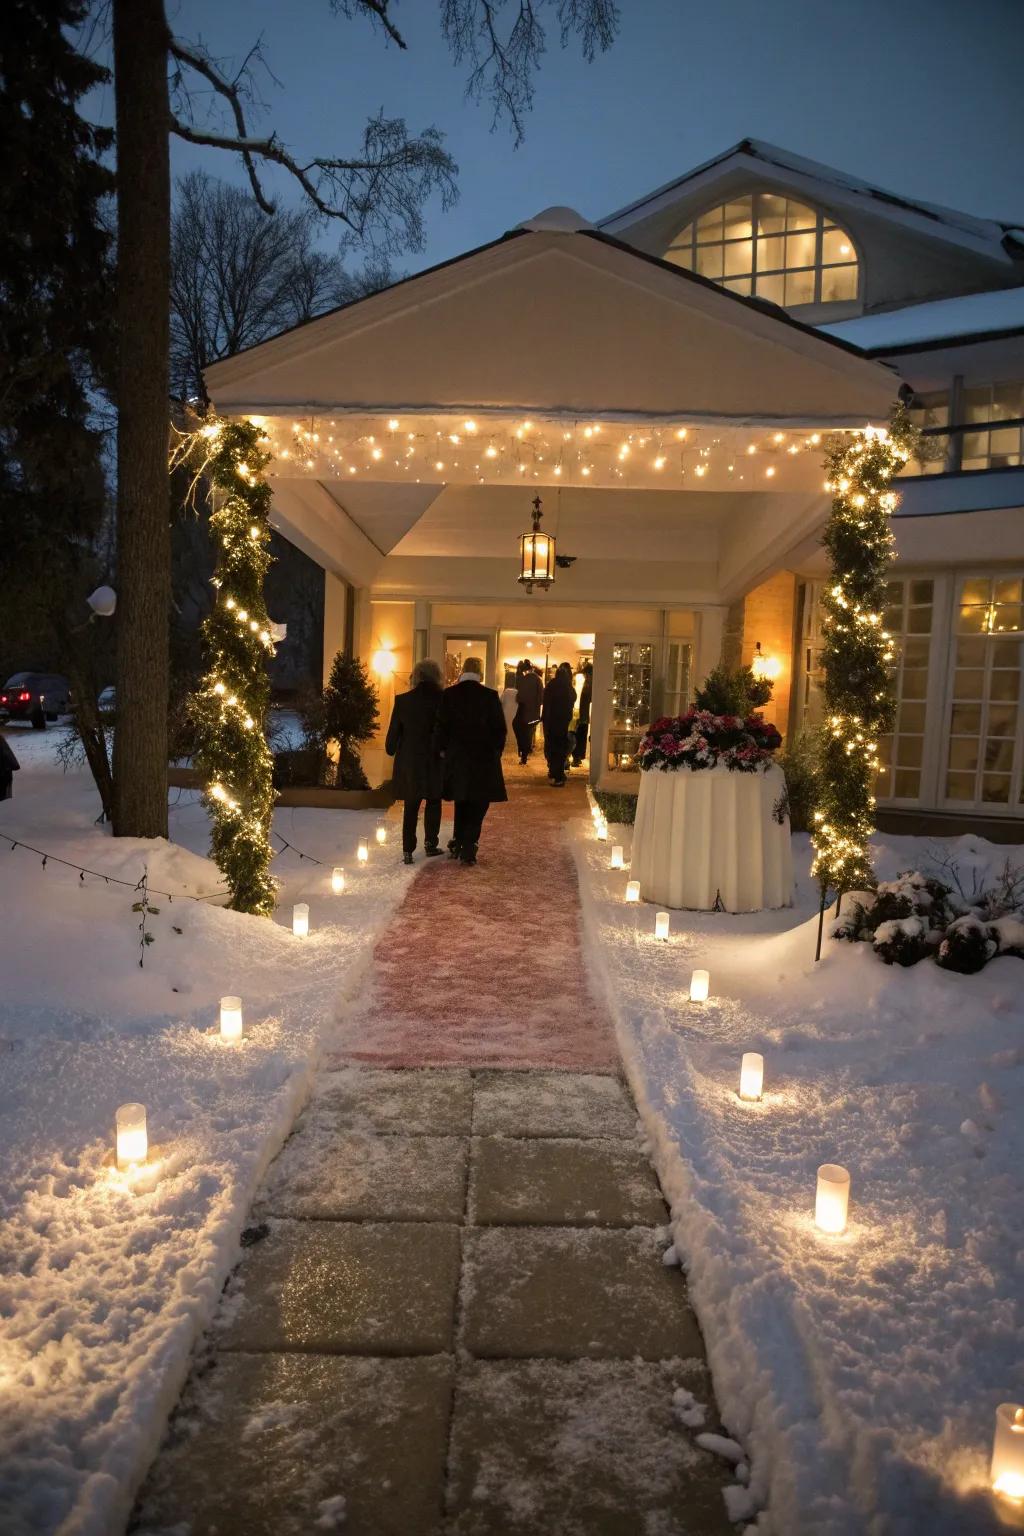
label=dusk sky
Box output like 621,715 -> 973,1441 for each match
122,0 -> 1023,271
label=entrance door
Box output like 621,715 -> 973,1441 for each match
593,637 -> 693,783
443,634 -> 494,686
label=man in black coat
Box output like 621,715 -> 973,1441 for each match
512,658 -> 543,765
542,662 -> 575,787
434,655 -> 507,865
385,658 -> 445,863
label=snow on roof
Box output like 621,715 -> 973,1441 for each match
600,139 -> 1019,259
818,286 -> 1024,352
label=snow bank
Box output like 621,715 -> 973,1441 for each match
0,726 -> 414,1536
574,814 -> 1024,1535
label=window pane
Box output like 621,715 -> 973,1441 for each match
950,704 -> 981,734
948,739 -> 979,771
785,269 -> 815,306
945,771 -> 975,799
956,638 -> 986,666
895,736 -> 923,767
960,578 -> 991,604
899,701 -> 927,732
894,769 -> 921,799
822,228 -> 855,264
902,638 -> 930,666
785,200 -> 816,230
993,606 -> 1022,632
724,240 -> 753,277
757,234 -> 785,271
786,231 -> 817,269
985,738 -> 1015,772
957,604 -> 990,634
696,208 -> 723,237
901,669 -> 927,699
992,638 -> 1023,666
755,273 -> 786,304
990,669 -> 1021,701
982,775 -> 1011,803
906,606 -> 932,634
722,277 -> 751,295
953,669 -> 985,699
665,247 -> 693,270
757,194 -> 787,234
994,578 -> 1023,604
992,383 -> 1024,417
909,580 -> 934,605
988,705 -> 1018,736
820,264 -> 858,302
722,200 -> 753,239
696,246 -> 724,280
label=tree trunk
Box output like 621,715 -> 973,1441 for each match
112,0 -> 171,838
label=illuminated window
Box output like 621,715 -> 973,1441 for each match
876,580 -> 934,803
944,576 -> 1023,809
961,383 -> 1024,470
664,193 -> 859,308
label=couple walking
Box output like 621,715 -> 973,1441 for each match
385,656 -> 505,866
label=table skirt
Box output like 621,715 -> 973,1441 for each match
630,763 -> 793,912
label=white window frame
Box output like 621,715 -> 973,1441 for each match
938,571 -> 1024,816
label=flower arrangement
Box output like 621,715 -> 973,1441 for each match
635,709 -> 782,773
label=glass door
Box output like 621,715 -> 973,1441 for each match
605,641 -> 655,773
443,634 -> 493,687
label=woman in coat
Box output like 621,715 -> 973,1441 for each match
385,658 -> 445,863
512,658 -> 543,765
541,662 -> 575,787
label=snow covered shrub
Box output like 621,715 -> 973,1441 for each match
936,916 -> 997,975
777,731 -> 817,832
873,916 -> 936,967
832,864 -> 1024,975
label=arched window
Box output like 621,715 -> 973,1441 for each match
664,193 -> 859,308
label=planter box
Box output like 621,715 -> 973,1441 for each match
167,766 -> 395,810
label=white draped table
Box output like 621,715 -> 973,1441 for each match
630,763 -> 793,912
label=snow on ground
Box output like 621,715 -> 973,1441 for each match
0,724 -> 415,1536
574,809 -> 1024,1536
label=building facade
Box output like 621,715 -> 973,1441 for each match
205,140 -> 1024,836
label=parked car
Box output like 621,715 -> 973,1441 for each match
0,672 -> 71,723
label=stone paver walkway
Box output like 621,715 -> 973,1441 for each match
132,772 -> 734,1535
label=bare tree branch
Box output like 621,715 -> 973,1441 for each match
329,0 -> 408,50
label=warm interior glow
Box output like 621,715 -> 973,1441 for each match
219,996 -> 243,1042
115,1103 -> 148,1170
331,867 -> 345,894
815,1163 -> 851,1234
292,903 -> 310,938
739,1051 -> 764,1101
689,969 -> 710,1003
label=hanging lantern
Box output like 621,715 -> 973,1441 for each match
518,496 -> 556,592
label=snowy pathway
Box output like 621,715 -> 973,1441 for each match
132,775 -> 736,1534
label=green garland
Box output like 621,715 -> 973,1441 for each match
812,404 -> 919,897
189,419 -> 277,914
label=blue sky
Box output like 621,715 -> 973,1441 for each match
145,0 -> 1024,272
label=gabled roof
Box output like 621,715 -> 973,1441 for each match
599,139 -> 1021,265
819,285 -> 1024,354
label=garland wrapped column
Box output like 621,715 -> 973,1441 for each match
189,419 -> 277,914
812,405 -> 918,911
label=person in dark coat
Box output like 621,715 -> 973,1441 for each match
0,732 -> 19,801
385,658 -> 445,863
433,655 -> 507,864
542,662 -> 575,787
512,658 -> 543,765
572,663 -> 593,766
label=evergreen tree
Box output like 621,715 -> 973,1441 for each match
0,0 -> 115,816
304,652 -> 380,790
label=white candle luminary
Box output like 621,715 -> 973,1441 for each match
375,820 -> 387,846
357,839 -> 369,864
292,903 -> 310,938
655,911 -> 670,942
625,880 -> 641,903
610,845 -> 624,870
739,1052 -> 764,1101
689,969 -> 710,1003
115,1103 -> 148,1170
596,821 -> 608,841
331,866 -> 345,894
991,1403 -> 1024,1501
815,1164 -> 851,1234
219,996 -> 243,1042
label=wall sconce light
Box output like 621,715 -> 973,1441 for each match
751,641 -> 781,682
815,1164 -> 851,1234
115,1103 -> 148,1170
991,1404 -> 1024,1501
689,969 -> 710,1003
292,903 -> 310,938
739,1052 -> 764,1101
372,648 -> 396,677
219,996 -> 243,1042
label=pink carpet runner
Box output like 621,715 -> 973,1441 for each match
328,763 -> 618,1070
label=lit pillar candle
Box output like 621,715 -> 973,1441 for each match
292,902 -> 310,938
992,1404 -> 1024,1500
815,1164 -> 851,1234
375,820 -> 387,846
625,880 -> 640,903
219,996 -> 243,1042
116,1102 -> 147,1169
357,839 -> 369,864
655,911 -> 670,941
739,1052 -> 764,1101
610,845 -> 624,870
689,969 -> 710,1003
331,866 -> 345,894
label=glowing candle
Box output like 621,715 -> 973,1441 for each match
357,839 -> 369,863
375,821 -> 387,846
992,1404 -> 1024,1501
331,866 -> 345,894
292,903 -> 309,938
219,996 -> 243,1042
625,880 -> 640,903
815,1164 -> 851,1234
655,911 -> 670,941
115,1103 -> 147,1170
610,845 -> 624,870
739,1052 -> 764,1101
689,969 -> 710,1003
596,822 -> 607,840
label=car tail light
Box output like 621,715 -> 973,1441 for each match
19,691 -> 31,702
